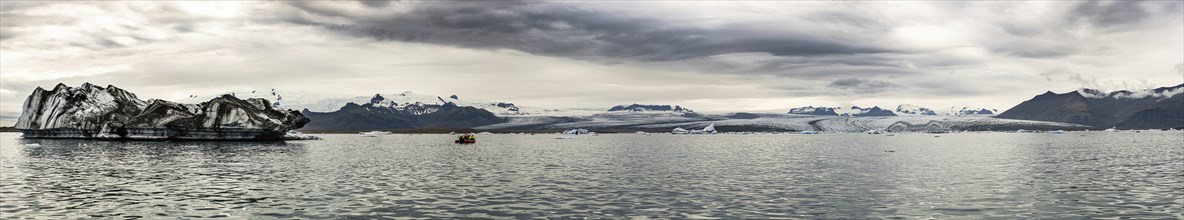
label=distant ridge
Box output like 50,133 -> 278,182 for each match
299,101 -> 505,131
608,104 -> 692,113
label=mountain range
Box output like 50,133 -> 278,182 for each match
157,83 -> 1183,132
13,82 -> 1179,138
788,105 -> 996,117
608,104 -> 694,113
298,94 -> 505,132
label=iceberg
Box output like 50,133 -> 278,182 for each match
284,130 -> 322,140
562,128 -> 589,135
703,123 -> 718,134
671,127 -> 690,134
895,104 -> 938,115
359,131 -> 392,137
15,83 -> 309,140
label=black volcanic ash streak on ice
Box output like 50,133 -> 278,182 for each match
14,83 -> 310,140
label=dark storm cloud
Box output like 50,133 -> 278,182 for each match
1067,0 -> 1155,28
358,0 -> 393,8
828,78 -> 897,94
281,1 -> 900,62
986,39 -> 1079,58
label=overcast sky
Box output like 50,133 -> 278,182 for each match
2,1 -> 1182,125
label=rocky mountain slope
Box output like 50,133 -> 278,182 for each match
298,94 -> 505,131
996,84 -> 1184,129
15,83 -> 309,140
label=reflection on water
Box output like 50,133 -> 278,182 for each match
4,137 -> 307,219
1,132 -> 1181,218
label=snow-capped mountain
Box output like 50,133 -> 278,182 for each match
837,106 -> 896,116
788,106 -> 896,116
181,89 -> 530,115
182,89 -> 708,117
894,104 -> 938,115
180,89 -> 353,112
788,106 -> 839,116
1077,85 -> 1184,99
607,104 -> 693,113
791,104 -> 996,117
948,106 -> 997,116
894,104 -> 995,116
299,101 -> 505,131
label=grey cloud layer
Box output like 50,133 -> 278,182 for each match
1067,0 -> 1179,28
1,1 -> 1181,125
272,1 -> 1182,96
283,1 -> 898,62
277,1 -> 1179,60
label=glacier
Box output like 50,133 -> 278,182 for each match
477,112 -> 1088,133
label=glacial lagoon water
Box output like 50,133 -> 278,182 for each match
1,132 -> 1181,219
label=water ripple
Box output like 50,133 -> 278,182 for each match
1,132 -> 1181,218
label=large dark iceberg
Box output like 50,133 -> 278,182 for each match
15,83 -> 310,140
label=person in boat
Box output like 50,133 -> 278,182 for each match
457,134 -> 476,143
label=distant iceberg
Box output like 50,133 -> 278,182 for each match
359,131 -> 392,137
672,127 -> 690,134
562,128 -> 589,135
672,124 -> 716,134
